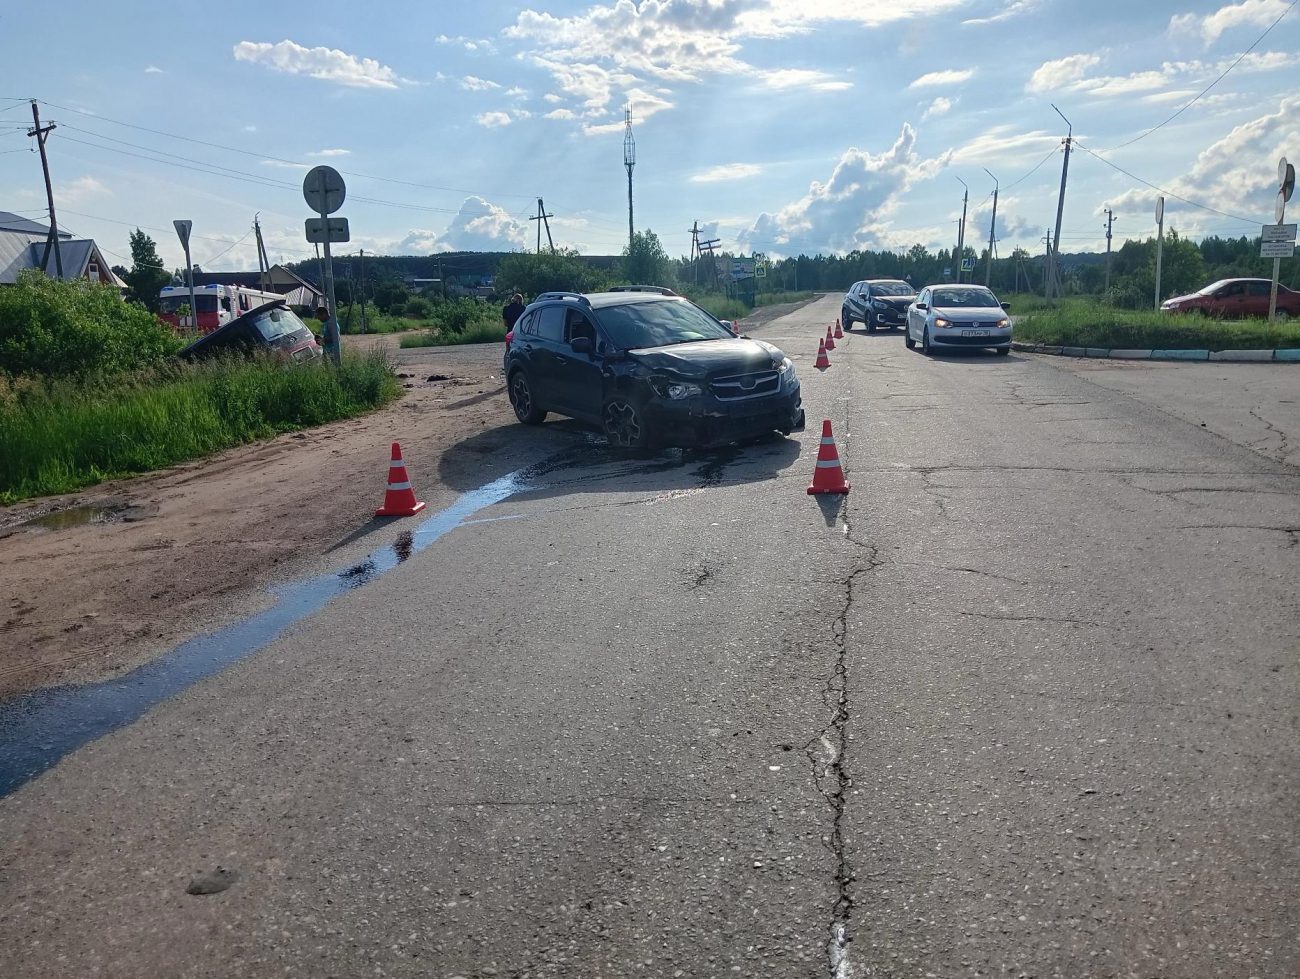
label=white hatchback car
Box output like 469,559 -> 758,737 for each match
905,284 -> 1012,356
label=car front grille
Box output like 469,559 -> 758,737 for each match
711,369 -> 780,401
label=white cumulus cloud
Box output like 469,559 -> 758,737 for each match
910,69 -> 975,88
440,197 -> 529,252
1169,0 -> 1291,45
738,124 -> 951,257
691,163 -> 764,183
1027,53 -> 1102,92
922,96 -> 954,120
233,39 -> 402,89
476,111 -> 514,128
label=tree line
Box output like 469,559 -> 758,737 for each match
113,226 -> 1296,316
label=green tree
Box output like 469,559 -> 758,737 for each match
496,248 -> 609,297
122,228 -> 171,312
621,229 -> 671,286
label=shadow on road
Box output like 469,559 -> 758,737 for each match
437,420 -> 804,501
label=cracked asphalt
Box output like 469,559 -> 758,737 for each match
1,296 -> 1297,978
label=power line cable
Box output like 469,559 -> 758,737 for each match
1004,146 -> 1060,190
36,99 -> 536,201
1075,140 -> 1263,224
1100,0 -> 1297,153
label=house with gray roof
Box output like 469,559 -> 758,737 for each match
0,211 -> 126,288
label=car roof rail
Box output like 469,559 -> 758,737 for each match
608,284 -> 677,295
533,291 -> 592,307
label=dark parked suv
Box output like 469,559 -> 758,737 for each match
503,290 -> 804,448
842,279 -> 917,332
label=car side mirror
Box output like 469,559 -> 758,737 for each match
1000,302 -> 1011,311
915,302 -> 929,311
570,336 -> 594,355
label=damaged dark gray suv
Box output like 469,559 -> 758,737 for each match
503,290 -> 804,449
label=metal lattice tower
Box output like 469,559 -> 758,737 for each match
623,105 -> 636,249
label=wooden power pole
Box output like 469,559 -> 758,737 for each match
27,101 -> 63,279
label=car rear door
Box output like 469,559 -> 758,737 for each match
549,309 -> 604,422
1244,281 -> 1271,317
526,305 -> 567,407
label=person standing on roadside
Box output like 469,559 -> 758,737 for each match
502,293 -> 526,330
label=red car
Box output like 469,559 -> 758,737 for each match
1161,278 -> 1299,320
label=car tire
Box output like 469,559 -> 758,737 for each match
995,346 -> 1010,356
509,370 -> 546,425
904,327 -> 916,349
841,306 -> 853,330
1276,309 -> 1291,322
922,327 -> 935,355
603,398 -> 651,450
867,319 -> 877,334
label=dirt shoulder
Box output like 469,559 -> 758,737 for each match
0,338 -> 512,699
0,297 -> 815,700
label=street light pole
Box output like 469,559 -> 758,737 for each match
955,176 -> 969,282
983,168 -> 998,287
1048,103 -> 1073,298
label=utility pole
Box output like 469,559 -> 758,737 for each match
623,105 -> 636,250
358,248 -> 368,333
1042,230 -> 1053,298
27,100 -> 64,279
529,197 -> 555,254
1047,104 -> 1073,298
1103,207 -> 1115,294
688,221 -> 701,287
955,176 -> 968,282
254,214 -> 270,293
983,168 -> 999,287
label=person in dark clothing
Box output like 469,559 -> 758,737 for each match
502,293 -> 526,329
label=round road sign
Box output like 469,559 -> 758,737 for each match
1155,195 -> 1164,223
303,166 -> 346,215
1277,190 -> 1287,225
1280,157 -> 1295,203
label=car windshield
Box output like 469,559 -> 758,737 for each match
870,282 -> 914,296
596,299 -> 733,350
250,305 -> 306,342
932,287 -> 1000,308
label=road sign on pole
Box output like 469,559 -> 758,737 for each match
1154,196 -> 1165,310
1261,223 -> 1297,243
304,167 -> 347,364
1269,158 -> 1290,323
173,219 -> 197,334
303,166 -> 346,215
305,218 -> 351,244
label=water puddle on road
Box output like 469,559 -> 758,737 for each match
0,466 -> 541,798
0,439 -> 757,798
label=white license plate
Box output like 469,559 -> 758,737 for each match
962,329 -> 990,337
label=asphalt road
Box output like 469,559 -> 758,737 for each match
1,297 -> 1296,978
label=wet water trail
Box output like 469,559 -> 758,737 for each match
0,455 -> 572,798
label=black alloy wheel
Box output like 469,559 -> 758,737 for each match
509,370 -> 546,424
603,399 -> 649,449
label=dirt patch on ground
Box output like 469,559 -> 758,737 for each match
0,341 -> 513,699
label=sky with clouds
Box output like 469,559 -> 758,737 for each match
1,0 -> 1297,272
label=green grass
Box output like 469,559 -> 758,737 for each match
1014,298 -> 1300,350
341,311 -> 430,335
0,352 -> 400,504
399,321 -> 507,348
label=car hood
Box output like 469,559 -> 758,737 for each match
932,304 -> 1007,321
873,295 -> 915,307
1163,293 -> 1202,305
627,338 -> 783,377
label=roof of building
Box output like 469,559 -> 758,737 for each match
0,211 -> 73,238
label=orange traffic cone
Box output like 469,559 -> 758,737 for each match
824,325 -> 836,351
834,318 -> 844,339
375,442 -> 427,517
807,420 -> 850,495
815,338 -> 831,370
